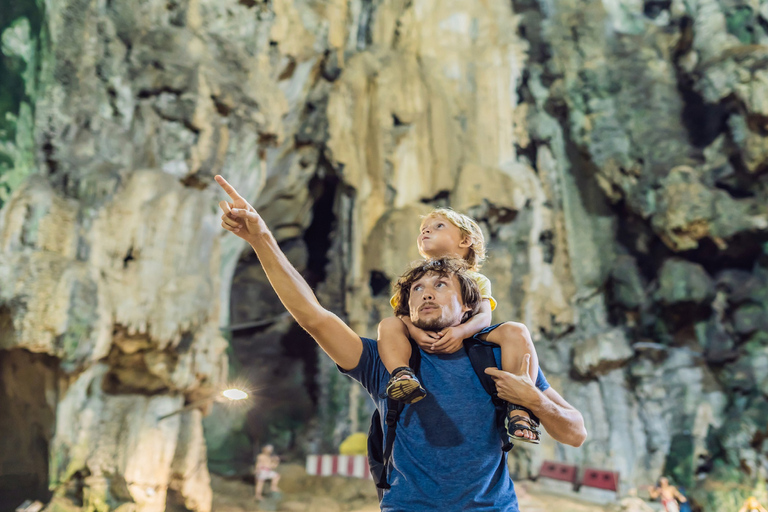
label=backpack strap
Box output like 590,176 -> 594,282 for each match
464,339 -> 514,452
377,341 -> 422,490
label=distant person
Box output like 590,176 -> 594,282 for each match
738,496 -> 768,512
254,444 -> 281,500
648,477 -> 687,512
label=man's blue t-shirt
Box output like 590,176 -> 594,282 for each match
341,337 -> 550,512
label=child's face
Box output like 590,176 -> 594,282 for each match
417,216 -> 471,260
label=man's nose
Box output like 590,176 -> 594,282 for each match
422,289 -> 434,300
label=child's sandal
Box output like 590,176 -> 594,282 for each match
505,403 -> 541,444
386,366 -> 427,404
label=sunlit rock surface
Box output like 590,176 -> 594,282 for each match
0,0 -> 767,509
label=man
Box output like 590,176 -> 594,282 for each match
215,175 -> 587,511
254,444 -> 280,500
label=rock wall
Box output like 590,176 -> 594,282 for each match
0,0 -> 767,510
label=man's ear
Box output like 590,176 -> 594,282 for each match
460,306 -> 473,323
459,236 -> 472,248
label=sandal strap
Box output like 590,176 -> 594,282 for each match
507,415 -> 541,436
506,403 -> 540,427
390,366 -> 415,379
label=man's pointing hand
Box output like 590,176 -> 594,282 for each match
215,175 -> 265,242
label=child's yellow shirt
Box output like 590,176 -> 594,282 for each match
390,271 -> 497,311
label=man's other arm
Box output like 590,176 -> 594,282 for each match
216,175 -> 362,370
485,355 -> 587,447
537,387 -> 588,447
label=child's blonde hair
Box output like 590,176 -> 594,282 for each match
421,208 -> 486,270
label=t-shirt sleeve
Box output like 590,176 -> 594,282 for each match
338,337 -> 387,398
474,273 -> 497,311
535,368 -> 550,392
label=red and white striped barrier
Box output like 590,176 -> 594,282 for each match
305,454 -> 371,480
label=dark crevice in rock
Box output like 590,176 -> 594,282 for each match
137,86 -> 184,99
513,71 -> 541,169
320,49 -> 342,82
295,98 -> 329,147
511,0 -> 551,65
102,337 -> 178,395
165,488 -> 193,512
643,0 -> 671,19
303,163 -> 339,286
392,113 -> 409,127
538,230 -> 555,264
615,206 -> 674,280
277,58 -> 297,81
211,95 -> 232,117
257,133 -> 279,160
673,17 -> 730,150
676,84 -> 729,149
0,304 -> 14,346
122,246 -> 135,268
419,190 -> 450,205
106,86 -> 121,118
356,0 -> 376,50
678,234 -> 768,274
369,270 -> 391,297
42,131 -> 60,177
281,323 -> 320,406
0,349 -> 60,510
180,173 -> 209,190
177,331 -> 194,353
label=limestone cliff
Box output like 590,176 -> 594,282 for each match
0,0 -> 766,510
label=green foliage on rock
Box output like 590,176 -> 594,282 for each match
725,7 -> 756,45
664,433 -> 695,490
0,1 -> 43,207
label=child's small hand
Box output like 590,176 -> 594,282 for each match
411,328 -> 441,352
430,327 -> 464,354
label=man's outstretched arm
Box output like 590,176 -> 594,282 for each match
485,355 -> 587,447
215,175 -> 362,370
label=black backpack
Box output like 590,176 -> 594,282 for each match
367,339 -> 512,499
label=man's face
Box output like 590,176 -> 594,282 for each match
408,271 -> 471,331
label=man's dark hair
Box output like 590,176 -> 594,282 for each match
392,257 -> 481,322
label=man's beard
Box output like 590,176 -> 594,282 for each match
412,316 -> 454,332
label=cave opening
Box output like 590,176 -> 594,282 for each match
0,349 -> 60,512
210,167 -> 342,472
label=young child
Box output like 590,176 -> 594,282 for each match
377,208 -> 542,444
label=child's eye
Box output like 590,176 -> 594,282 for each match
437,223 -> 444,228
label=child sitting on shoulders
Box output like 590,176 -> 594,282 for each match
378,208 -> 541,444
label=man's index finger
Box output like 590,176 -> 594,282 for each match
215,175 -> 243,201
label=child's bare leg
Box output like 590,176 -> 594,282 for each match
479,322 -> 540,442
377,316 -> 427,403
377,316 -> 413,373
255,479 -> 265,499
